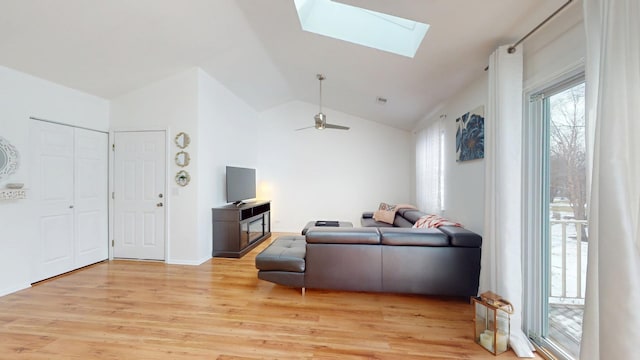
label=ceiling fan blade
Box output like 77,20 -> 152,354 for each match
295,125 -> 315,131
324,123 -> 350,130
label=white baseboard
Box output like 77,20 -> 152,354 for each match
168,256 -> 211,266
0,283 -> 31,298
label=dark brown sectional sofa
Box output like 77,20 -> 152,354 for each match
255,208 -> 482,297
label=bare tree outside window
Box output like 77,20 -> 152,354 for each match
544,81 -> 588,359
549,83 -> 587,239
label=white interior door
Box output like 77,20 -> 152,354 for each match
113,131 -> 166,260
74,128 -> 109,267
31,121 -> 76,282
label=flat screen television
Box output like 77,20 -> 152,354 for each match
226,166 -> 256,205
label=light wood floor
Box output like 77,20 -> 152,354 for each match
0,233 -> 540,359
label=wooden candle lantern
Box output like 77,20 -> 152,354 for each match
472,291 -> 513,355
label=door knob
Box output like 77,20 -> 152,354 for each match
156,202 -> 163,207
158,193 -> 163,198
69,205 -> 74,209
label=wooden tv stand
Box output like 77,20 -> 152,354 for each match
212,200 -> 271,258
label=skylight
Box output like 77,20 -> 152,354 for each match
294,0 -> 429,58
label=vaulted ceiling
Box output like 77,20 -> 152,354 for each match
0,0 -> 567,130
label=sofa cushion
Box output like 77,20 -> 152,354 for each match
361,216 -> 394,228
438,226 -> 482,248
379,228 -> 449,246
255,236 -> 306,272
306,227 -> 381,244
393,215 -> 414,228
401,209 -> 426,224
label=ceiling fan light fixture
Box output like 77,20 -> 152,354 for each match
314,112 -> 326,129
296,74 -> 349,131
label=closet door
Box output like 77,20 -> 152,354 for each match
74,128 -> 108,267
30,121 -> 108,283
31,121 -> 75,282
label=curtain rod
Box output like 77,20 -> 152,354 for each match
507,0 -> 574,54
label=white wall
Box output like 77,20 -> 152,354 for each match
197,69 -> 260,258
256,101 -> 413,232
110,68 -> 202,264
414,76 -> 488,234
413,3 -> 586,236
109,67 -> 412,261
0,65 -> 109,296
523,3 -> 585,90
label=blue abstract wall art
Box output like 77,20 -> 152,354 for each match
455,106 -> 485,162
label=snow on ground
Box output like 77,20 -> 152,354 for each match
550,211 -> 588,304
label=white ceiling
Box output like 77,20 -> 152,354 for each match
0,0 -> 567,130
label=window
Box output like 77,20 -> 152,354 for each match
294,0 -> 429,58
416,118 -> 443,213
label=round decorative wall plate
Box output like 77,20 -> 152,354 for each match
175,132 -> 190,149
175,170 -> 190,187
0,136 -> 19,181
175,151 -> 190,167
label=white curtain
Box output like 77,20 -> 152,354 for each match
580,0 -> 640,358
482,45 -> 534,357
415,119 -> 442,214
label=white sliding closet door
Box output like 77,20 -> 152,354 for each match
31,122 -> 75,282
74,129 -> 108,267
30,121 -> 108,283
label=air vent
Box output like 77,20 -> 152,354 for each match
376,96 -> 388,105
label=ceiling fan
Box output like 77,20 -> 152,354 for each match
296,74 -> 350,131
